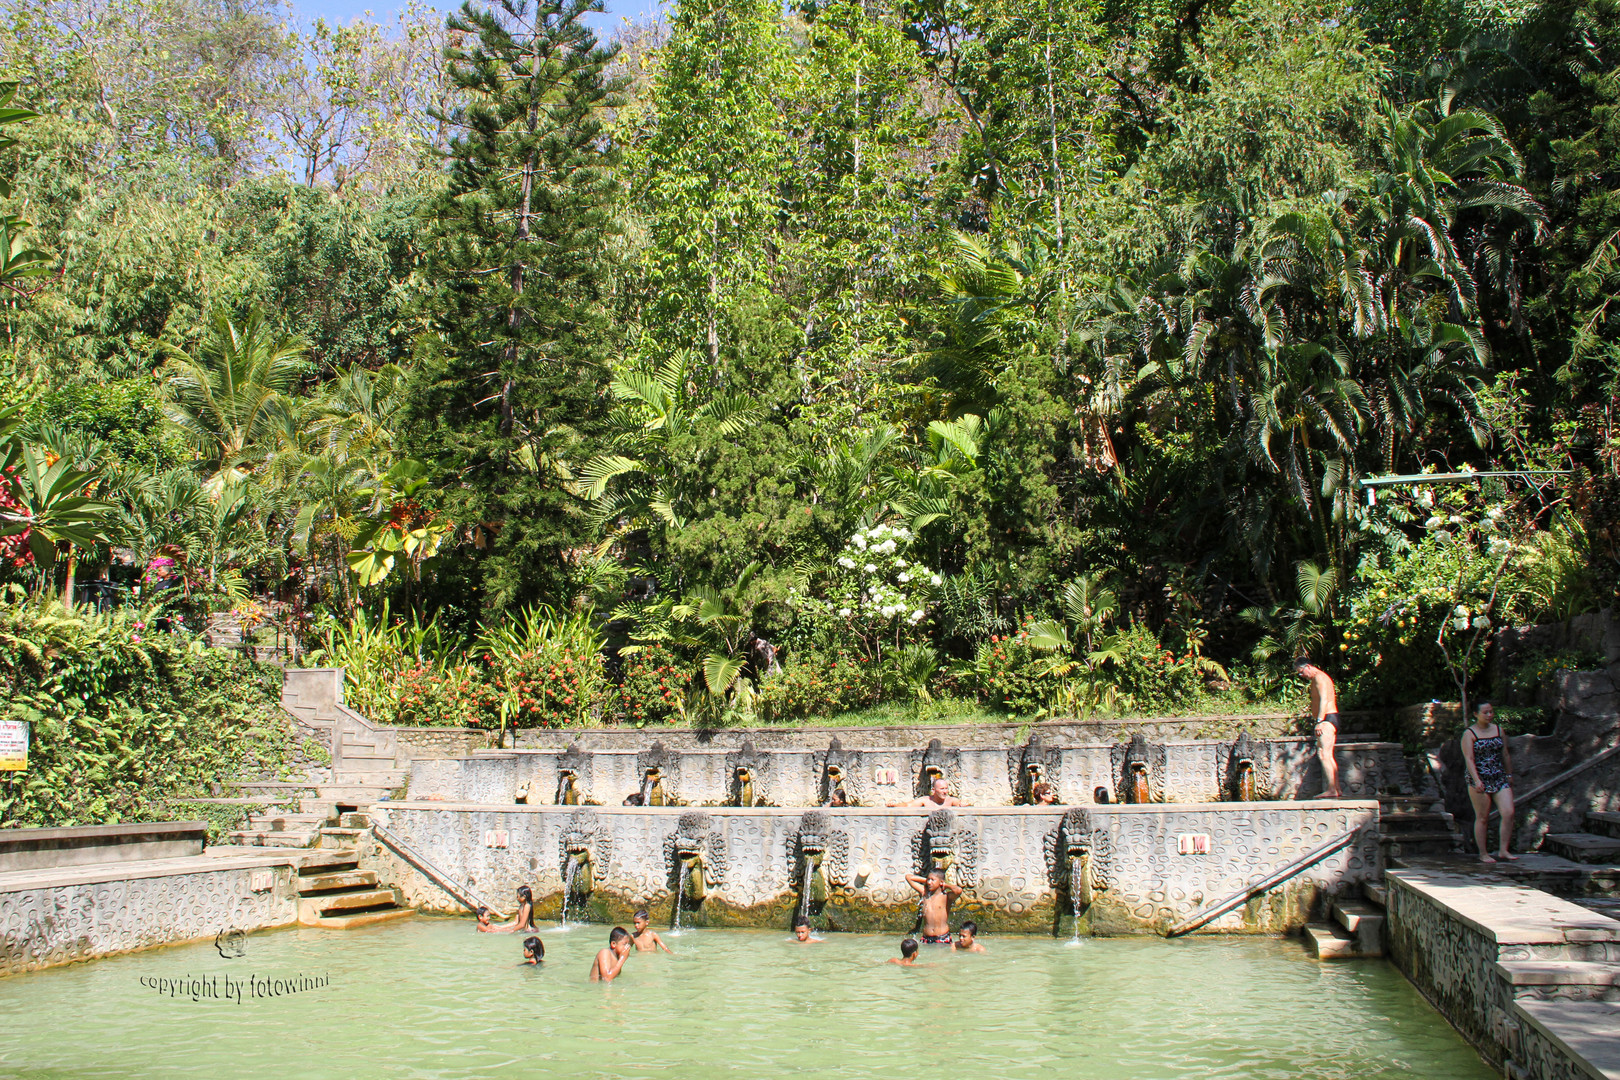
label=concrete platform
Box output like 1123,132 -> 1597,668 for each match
1513,1000 -> 1620,1079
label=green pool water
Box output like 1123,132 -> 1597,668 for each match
0,919 -> 1492,1080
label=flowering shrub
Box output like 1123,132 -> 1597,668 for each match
395,663 -> 502,727
796,524 -> 942,659
501,645 -> 605,728
756,649 -> 885,721
967,624 -> 1049,714
617,643 -> 688,726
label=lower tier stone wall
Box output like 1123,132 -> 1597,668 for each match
360,801 -> 1379,936
0,856 -> 301,976
1385,867 -> 1620,1073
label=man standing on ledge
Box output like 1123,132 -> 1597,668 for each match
1295,657 -> 1342,798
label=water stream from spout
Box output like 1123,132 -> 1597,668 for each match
560,854 -> 579,928
640,772 -> 656,806
1069,860 -> 1084,944
797,860 -> 814,925
673,862 -> 689,933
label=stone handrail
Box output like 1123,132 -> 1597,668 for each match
1487,739 -> 1620,826
370,819 -> 509,919
1164,827 -> 1365,938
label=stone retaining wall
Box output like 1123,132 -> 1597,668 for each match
361,801 -> 1379,936
0,857 -> 300,975
407,738 -> 1412,809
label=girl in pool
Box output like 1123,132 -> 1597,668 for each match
510,886 -> 536,931
1461,701 -> 1517,863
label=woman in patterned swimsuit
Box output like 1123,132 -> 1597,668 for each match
1461,701 -> 1517,863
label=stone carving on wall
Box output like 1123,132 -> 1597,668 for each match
813,738 -> 866,806
910,738 -> 963,798
557,810 -> 612,882
1220,730 -> 1276,801
911,809 -> 979,887
555,743 -> 593,805
637,741 -> 682,806
663,811 -> 728,889
1111,734 -> 1167,803
786,811 -> 850,886
1008,734 -> 1063,804
1044,807 -> 1112,892
726,741 -> 773,807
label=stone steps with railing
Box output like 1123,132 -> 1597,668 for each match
1306,881 -> 1388,959
294,846 -> 413,929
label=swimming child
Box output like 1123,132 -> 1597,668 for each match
954,921 -> 985,952
887,938 -> 920,966
904,868 -> 962,943
590,927 -> 632,982
522,936 -> 544,964
631,909 -> 673,953
474,906 -> 498,933
792,915 -> 818,943
497,886 -> 536,932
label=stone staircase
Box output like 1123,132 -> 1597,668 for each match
1535,811 -> 1620,920
1306,881 -> 1388,959
1378,793 -> 1462,860
294,846 -> 414,929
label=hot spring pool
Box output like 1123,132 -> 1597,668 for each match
0,919 -> 1491,1079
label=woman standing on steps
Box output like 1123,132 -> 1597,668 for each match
1462,701 -> 1517,863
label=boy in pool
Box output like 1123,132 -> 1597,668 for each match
887,938 -> 920,966
474,906 -> 498,933
590,927 -> 633,982
954,921 -> 985,952
793,915 -> 818,943
903,868 -> 962,943
631,909 -> 674,953
522,936 -> 544,965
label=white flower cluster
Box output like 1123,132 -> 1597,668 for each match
801,524 -> 942,633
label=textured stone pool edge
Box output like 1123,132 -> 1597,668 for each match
1385,867 -> 1620,1079
0,850 -> 302,975
359,801 -> 1380,935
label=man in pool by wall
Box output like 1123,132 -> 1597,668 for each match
889,776 -> 967,808
631,910 -> 673,953
590,927 -> 633,982
904,868 -> 962,944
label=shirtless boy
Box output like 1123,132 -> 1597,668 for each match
953,920 -> 985,953
631,910 -> 673,954
792,916 -> 817,943
887,938 -> 919,966
1295,657 -> 1343,798
589,927 -> 632,982
890,776 -> 967,808
904,868 -> 962,944
474,906 -> 498,933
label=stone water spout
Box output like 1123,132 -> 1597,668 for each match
789,811 -> 849,921
1010,734 -> 1062,804
1058,808 -> 1096,912
558,810 -> 611,917
637,741 -> 679,807
913,809 -> 978,887
816,737 -> 863,806
726,741 -> 770,807
665,812 -> 727,907
556,744 -> 591,805
1111,733 -> 1166,804
911,738 -> 962,800
1222,730 -> 1272,802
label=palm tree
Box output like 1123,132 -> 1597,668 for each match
161,309 -> 307,475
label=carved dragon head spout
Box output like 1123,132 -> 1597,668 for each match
555,743 -> 589,805
789,811 -> 849,910
726,740 -> 769,807
913,808 -> 979,887
638,741 -> 677,806
818,737 -> 862,806
558,810 -> 610,899
665,811 -> 726,903
1010,734 -> 1062,804
911,738 -> 962,799
1224,730 -> 1268,802
1112,733 -> 1165,804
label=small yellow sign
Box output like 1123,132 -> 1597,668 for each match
0,720 -> 28,771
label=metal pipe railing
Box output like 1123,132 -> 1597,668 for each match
1165,828 -> 1365,938
1487,741 -> 1620,826
370,820 -> 510,919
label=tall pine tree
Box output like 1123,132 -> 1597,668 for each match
408,0 -> 623,614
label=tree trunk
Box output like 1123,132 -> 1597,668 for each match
61,546 -> 75,610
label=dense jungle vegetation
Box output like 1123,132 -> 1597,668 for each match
2,0 -> 1619,741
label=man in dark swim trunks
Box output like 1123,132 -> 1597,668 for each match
1296,657 -> 1342,798
904,868 -> 961,943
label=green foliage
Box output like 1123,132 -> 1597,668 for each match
0,597 -> 291,827
616,642 -> 687,726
